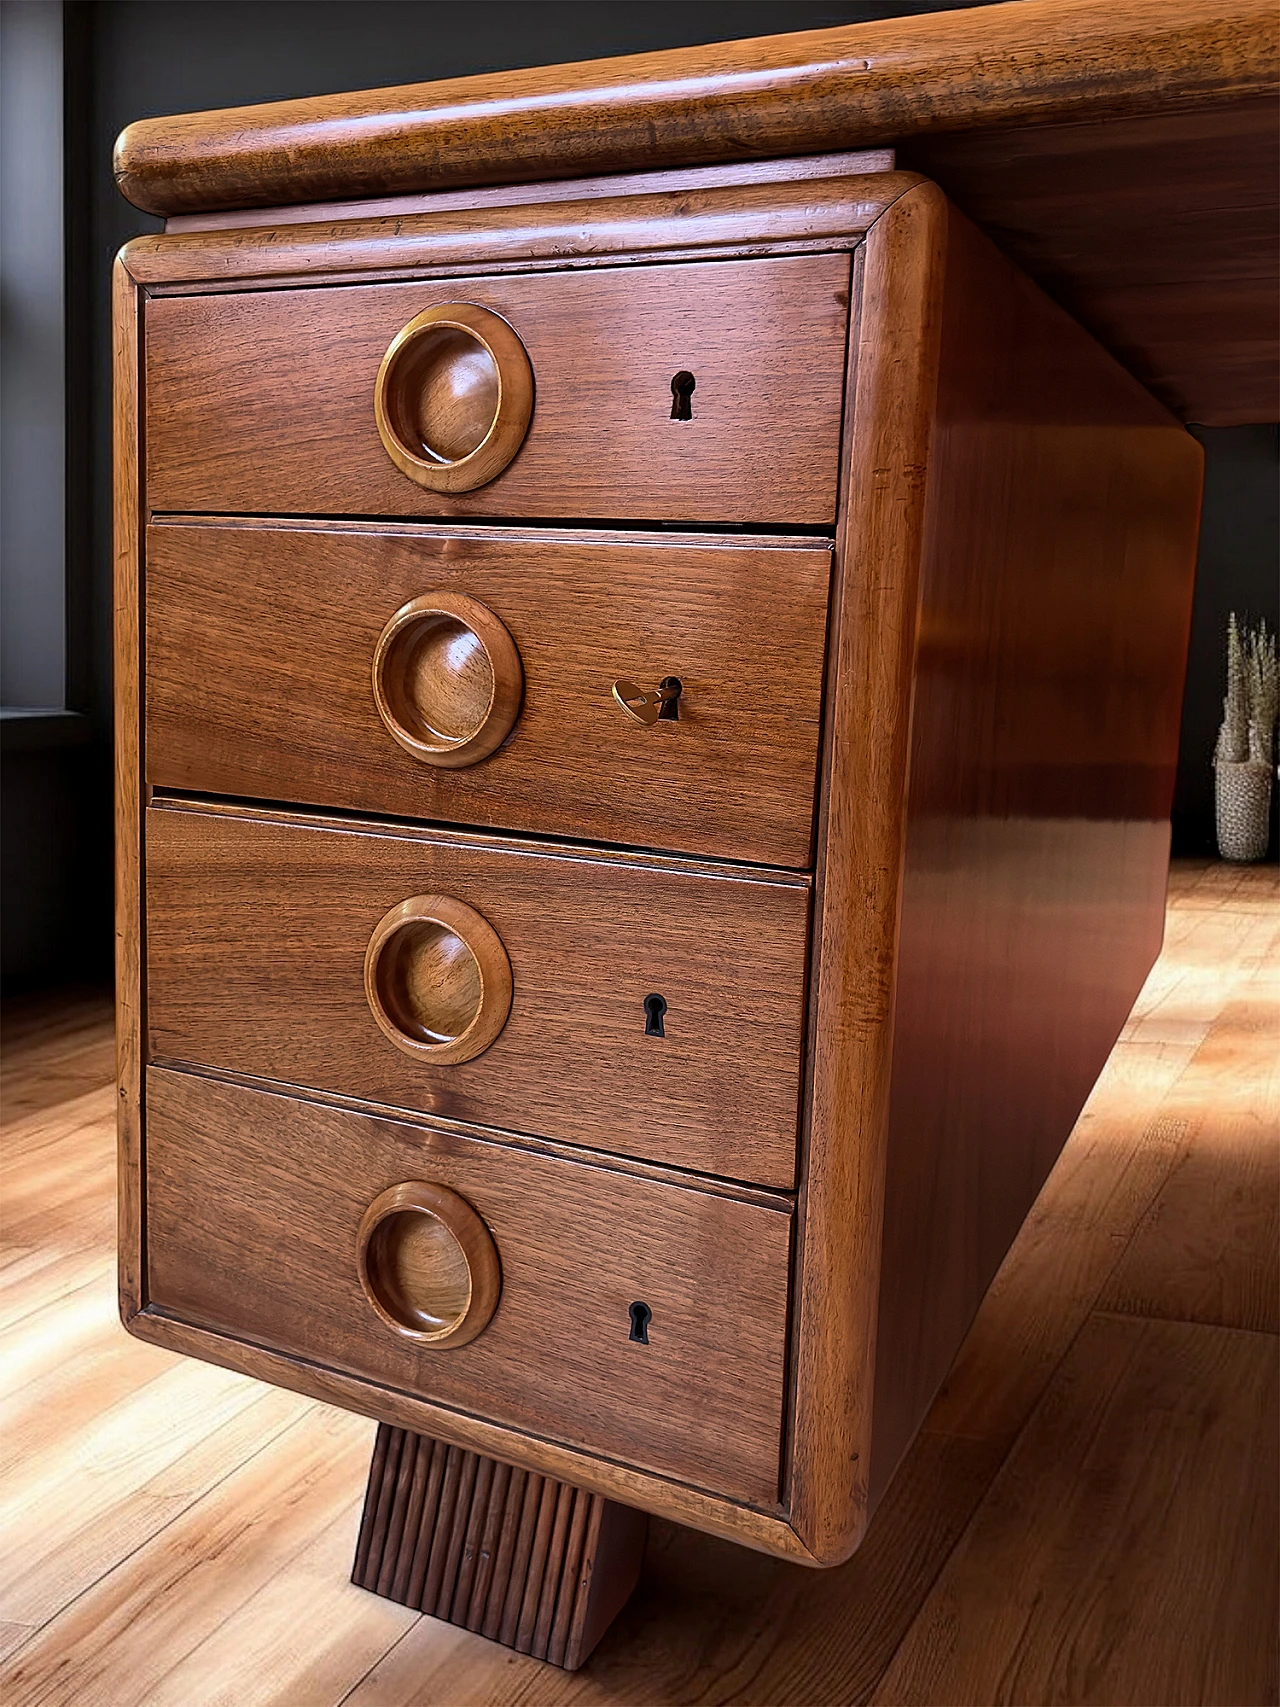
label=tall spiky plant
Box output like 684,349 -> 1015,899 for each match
1215,613 -> 1278,767
1246,619 -> 1278,765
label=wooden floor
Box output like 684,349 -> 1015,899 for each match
2,860 -> 1276,1707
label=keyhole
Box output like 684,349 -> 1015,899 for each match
629,1301 -> 652,1344
670,371 -> 696,420
644,993 -> 667,1037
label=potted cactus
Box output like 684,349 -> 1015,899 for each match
1214,613 -> 1278,861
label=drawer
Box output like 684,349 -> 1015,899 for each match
145,520 -> 832,868
144,255 -> 851,525
145,801 -> 810,1187
145,1069 -> 792,1505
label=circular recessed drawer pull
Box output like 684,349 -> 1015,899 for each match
372,592 -> 523,769
357,1180 -> 500,1346
364,893 -> 513,1066
374,302 -> 534,493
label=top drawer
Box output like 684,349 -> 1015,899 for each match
144,254 -> 851,526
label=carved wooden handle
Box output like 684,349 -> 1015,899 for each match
364,893 -> 513,1065
374,302 -> 534,493
372,592 -> 523,768
357,1180 -> 501,1346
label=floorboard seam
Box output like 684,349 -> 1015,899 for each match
1089,1307 -> 1280,1341
5,1396 -> 320,1657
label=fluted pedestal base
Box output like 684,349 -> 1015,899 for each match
352,1425 -> 648,1671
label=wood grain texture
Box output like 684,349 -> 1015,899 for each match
865,200 -> 1203,1509
362,894 -> 513,1068
788,181 -> 1202,1563
111,256 -> 144,1324
906,96 -> 1280,425
871,1314 -> 1279,1707
143,255 -> 851,525
113,0 -> 1276,216
373,301 -> 534,494
163,149 -> 897,234
144,1067 -> 794,1507
3,1397 -> 395,1707
114,16 -> 1279,431
788,182 -> 949,1567
1099,1105 -> 1279,1335
143,799 -> 810,1187
351,1427 -> 646,1670
144,520 -> 832,868
369,587 -> 526,771
1096,914 -> 1280,1335
925,895 -> 1279,1459
122,1308 -> 812,1563
121,174 -> 913,292
355,1181 -> 502,1347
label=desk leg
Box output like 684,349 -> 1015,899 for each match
352,1425 -> 648,1670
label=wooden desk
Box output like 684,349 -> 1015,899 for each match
112,0 -> 1267,1670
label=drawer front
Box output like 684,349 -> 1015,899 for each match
145,1069 -> 792,1505
145,520 -> 831,868
144,255 -> 850,525
145,802 -> 809,1187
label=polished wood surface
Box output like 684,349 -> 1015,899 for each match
373,302 -> 535,494
791,184 -> 1202,1563
351,1429 -> 647,1670
144,521 -> 832,868
143,799 -> 811,1187
113,1 -> 1274,216
865,195 -> 1203,1509
124,161 -> 1207,1575
144,1067 -> 794,1507
355,1182 -> 502,1347
905,95 -> 1280,425
112,2 -> 1278,426
121,173 -> 912,292
370,589 -> 525,772
143,255 -> 851,524
790,183 -> 949,1566
5,863 -> 1275,1703
163,149 -> 898,234
111,258 -> 144,1322
362,895 -> 513,1067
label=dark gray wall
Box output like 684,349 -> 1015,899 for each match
1175,426 -> 1280,856
3,0 -> 1275,987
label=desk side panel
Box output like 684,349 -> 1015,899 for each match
868,206 -> 1203,1505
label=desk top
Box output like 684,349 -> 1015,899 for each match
114,0 -> 1278,424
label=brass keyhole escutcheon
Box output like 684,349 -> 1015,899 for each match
374,303 -> 534,493
357,1180 -> 501,1347
364,893 -> 513,1065
372,592 -> 524,768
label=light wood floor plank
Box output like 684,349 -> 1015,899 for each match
870,1314 -> 1279,1707
0,997 -> 115,1124
2,1365 -> 310,1628
3,1408 -> 410,1707
1098,1001 -> 1280,1333
343,1429 -> 1007,1707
